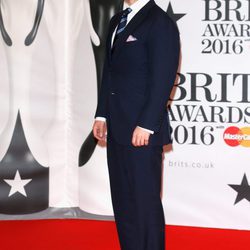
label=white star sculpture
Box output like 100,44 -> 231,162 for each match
4,170 -> 32,197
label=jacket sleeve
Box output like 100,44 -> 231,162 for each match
94,53 -> 109,118
137,15 -> 180,132
94,15 -> 118,119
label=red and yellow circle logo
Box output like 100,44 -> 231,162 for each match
223,127 -> 250,147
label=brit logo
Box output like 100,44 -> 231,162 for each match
202,0 -> 250,55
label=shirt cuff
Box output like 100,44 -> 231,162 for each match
95,117 -> 106,122
138,126 -> 154,134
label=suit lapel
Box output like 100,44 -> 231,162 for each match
111,0 -> 155,61
106,13 -> 123,62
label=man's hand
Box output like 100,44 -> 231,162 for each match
132,126 -> 150,147
93,120 -> 107,141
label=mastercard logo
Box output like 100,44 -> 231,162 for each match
223,126 -> 250,147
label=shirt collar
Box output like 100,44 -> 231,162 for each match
123,0 -> 150,14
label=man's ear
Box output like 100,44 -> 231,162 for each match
24,0 -> 45,46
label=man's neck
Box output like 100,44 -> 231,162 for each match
124,0 -> 139,6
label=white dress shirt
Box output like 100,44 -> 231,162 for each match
95,0 -> 154,135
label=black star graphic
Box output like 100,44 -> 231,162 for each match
228,174 -> 250,205
166,2 -> 186,23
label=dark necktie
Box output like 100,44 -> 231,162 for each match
113,7 -> 132,47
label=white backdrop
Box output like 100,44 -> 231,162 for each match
0,0 -> 249,230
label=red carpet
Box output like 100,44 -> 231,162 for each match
0,219 -> 250,250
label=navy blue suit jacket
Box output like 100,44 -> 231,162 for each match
95,0 -> 180,146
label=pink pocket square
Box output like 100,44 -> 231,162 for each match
126,35 -> 138,42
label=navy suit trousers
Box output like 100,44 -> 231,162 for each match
107,132 -> 165,250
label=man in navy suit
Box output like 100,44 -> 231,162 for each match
93,0 -> 180,249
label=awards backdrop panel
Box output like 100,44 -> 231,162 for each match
0,0 -> 249,230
